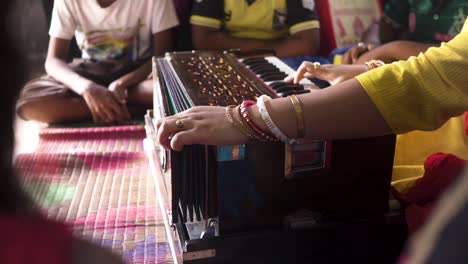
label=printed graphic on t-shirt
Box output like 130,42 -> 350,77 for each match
81,20 -> 144,61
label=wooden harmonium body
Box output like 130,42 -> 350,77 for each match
145,51 -> 396,263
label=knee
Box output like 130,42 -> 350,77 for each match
17,101 -> 57,123
139,80 -> 153,96
128,80 -> 153,106
17,98 -> 89,124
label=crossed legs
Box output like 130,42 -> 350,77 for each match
18,79 -> 153,124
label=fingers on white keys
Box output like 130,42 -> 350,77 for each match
294,61 -> 319,84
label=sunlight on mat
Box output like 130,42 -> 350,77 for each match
15,125 -> 174,264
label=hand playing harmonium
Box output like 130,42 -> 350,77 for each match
146,51 -> 396,263
288,61 -> 371,86
156,57 -> 388,151
157,106 -> 250,151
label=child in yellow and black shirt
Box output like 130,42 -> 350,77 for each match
190,0 -> 329,70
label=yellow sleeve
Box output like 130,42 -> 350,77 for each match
356,20 -> 468,134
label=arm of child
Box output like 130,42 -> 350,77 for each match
354,40 -> 437,64
107,28 -> 174,102
192,26 -> 319,57
263,29 -> 320,57
192,25 -> 267,53
45,37 -> 129,124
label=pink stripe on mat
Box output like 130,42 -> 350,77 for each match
39,125 -> 146,140
15,125 -> 174,263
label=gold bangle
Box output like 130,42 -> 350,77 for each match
233,105 -> 263,140
226,105 -> 259,140
289,95 -> 305,138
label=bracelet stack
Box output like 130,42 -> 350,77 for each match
225,104 -> 277,142
257,95 -> 296,144
240,100 -> 278,141
225,95 -> 306,144
364,60 -> 385,70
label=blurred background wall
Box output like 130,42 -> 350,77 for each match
8,0 -> 50,80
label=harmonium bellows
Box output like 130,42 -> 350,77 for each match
145,51 -> 396,263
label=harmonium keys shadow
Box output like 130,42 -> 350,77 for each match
144,51 -> 401,264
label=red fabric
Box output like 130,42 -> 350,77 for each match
393,153 -> 466,235
315,1 -> 336,57
465,112 -> 468,136
0,214 -> 73,264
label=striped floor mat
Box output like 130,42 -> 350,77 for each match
15,125 -> 174,264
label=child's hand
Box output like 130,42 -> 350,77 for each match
287,62 -> 369,86
108,80 -> 128,104
81,82 -> 130,124
342,42 -> 377,64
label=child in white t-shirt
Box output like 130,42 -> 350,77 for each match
17,0 -> 179,124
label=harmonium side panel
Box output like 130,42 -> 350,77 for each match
285,135 -> 396,219
217,135 -> 396,234
154,51 -> 293,232
153,51 -> 396,236
215,142 -> 287,233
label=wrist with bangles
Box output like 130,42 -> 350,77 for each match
225,95 -> 306,144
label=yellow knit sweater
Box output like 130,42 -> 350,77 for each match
356,19 -> 468,134
356,19 -> 468,192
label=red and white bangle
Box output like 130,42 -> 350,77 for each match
257,95 -> 296,144
226,105 -> 260,141
240,100 -> 278,141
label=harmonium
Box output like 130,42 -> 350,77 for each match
144,51 -> 400,263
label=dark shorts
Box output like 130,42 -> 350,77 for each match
17,58 -> 145,114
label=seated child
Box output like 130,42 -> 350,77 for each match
1,1 -> 125,262
190,0 -> 329,69
17,0 -> 179,124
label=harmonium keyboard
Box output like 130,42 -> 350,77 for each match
144,51 -> 397,263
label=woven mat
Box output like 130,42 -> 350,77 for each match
15,125 -> 173,264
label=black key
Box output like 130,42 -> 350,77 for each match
250,64 -> 278,70
259,70 -> 283,78
255,68 -> 280,74
269,81 -> 288,90
262,73 -> 289,82
246,60 -> 273,66
249,65 -> 279,71
281,89 -> 311,97
276,85 -> 304,93
243,58 -> 268,65
250,67 -> 281,73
